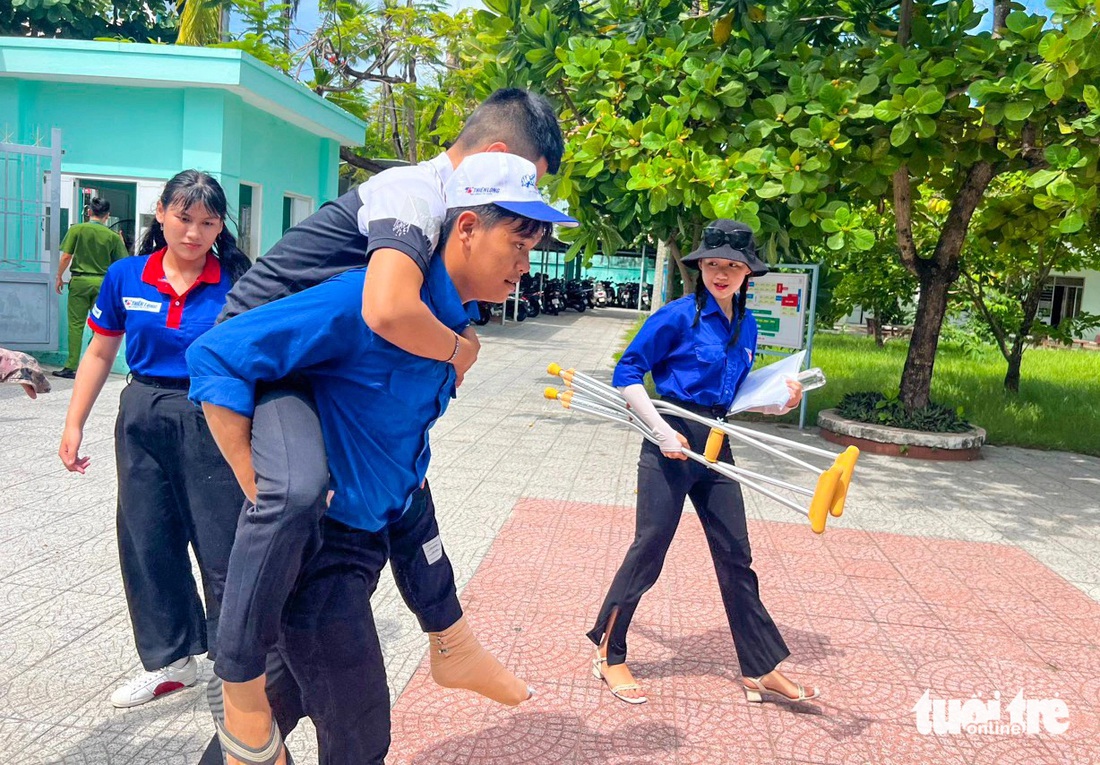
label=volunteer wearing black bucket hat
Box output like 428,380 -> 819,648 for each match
587,219 -> 818,707
682,219 -> 770,273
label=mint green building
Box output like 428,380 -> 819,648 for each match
0,37 -> 365,369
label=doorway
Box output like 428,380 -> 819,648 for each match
70,178 -> 137,254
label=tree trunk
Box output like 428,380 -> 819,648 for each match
872,313 -> 885,347
898,0 -> 913,45
893,161 -> 995,411
1004,339 -> 1024,393
652,239 -> 669,310
899,271 -> 952,410
671,239 -> 695,297
1001,259 -> 1050,393
992,0 -> 1011,38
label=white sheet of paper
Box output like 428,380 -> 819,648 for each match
727,351 -> 806,414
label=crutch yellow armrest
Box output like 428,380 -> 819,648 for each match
808,466 -> 842,534
827,446 -> 860,518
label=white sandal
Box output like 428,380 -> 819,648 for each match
591,650 -> 648,705
742,675 -> 819,704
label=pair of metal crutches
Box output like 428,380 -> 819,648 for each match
543,363 -> 859,534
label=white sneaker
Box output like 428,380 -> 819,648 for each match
110,656 -> 198,708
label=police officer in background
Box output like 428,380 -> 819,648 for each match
53,197 -> 129,378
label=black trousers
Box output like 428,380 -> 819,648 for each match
203,516 -> 393,765
114,380 -> 242,671
200,501 -> 452,764
586,415 -> 790,678
204,386 -> 461,763
214,385 -> 463,683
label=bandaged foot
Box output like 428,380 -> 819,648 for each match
428,616 -> 532,706
212,675 -> 287,765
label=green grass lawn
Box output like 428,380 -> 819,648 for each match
799,333 -> 1100,455
617,320 -> 1100,456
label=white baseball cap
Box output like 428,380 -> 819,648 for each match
445,153 -> 579,227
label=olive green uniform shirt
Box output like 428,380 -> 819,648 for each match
60,221 -> 128,276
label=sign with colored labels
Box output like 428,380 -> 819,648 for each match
745,273 -> 809,349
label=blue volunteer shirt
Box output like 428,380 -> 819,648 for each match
187,256 -> 470,532
88,248 -> 232,378
612,293 -> 759,410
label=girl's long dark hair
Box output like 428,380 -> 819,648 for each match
691,276 -> 749,348
138,170 -> 252,284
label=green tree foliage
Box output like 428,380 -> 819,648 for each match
960,172 -> 1100,392
215,0 -> 478,173
177,0 -> 226,46
831,206 -> 919,346
1,0 -> 179,40
469,0 -> 1100,410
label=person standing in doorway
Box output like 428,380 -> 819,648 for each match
53,197 -> 129,378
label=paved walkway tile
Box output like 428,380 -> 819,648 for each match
388,498 -> 1100,764
3,309 -> 1099,763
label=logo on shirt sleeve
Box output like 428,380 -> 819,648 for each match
122,297 -> 163,313
91,305 -> 102,319
395,196 -> 442,249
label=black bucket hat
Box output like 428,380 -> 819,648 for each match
682,219 -> 769,276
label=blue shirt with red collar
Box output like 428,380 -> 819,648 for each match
88,248 -> 232,379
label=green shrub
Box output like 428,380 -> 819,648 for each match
835,391 -> 972,433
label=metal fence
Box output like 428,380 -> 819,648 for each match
0,128 -> 62,350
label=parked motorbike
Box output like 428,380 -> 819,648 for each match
542,279 -> 565,315
473,302 -> 493,326
615,282 -> 638,309
564,279 -> 587,312
505,293 -> 528,321
593,281 -> 611,307
520,274 -> 541,319
579,278 -> 597,309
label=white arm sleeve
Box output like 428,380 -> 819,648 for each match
620,384 -> 683,453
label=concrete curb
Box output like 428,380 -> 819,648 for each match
817,408 -> 986,461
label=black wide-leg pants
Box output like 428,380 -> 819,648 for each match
586,415 -> 790,678
114,380 -> 242,671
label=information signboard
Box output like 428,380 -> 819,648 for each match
745,272 -> 809,349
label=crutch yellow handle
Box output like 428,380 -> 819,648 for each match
704,428 -> 725,463
543,387 -> 574,407
808,466 -> 842,534
546,362 -> 576,385
828,446 -> 860,518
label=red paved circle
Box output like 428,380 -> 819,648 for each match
389,499 -> 1100,764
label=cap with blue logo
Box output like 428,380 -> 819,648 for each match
445,153 -> 579,228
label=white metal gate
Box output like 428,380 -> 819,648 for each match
0,128 -> 62,351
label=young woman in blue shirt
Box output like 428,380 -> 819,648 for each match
587,219 -> 818,706
57,171 -> 251,709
